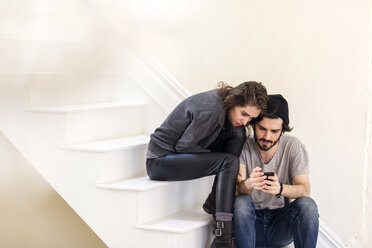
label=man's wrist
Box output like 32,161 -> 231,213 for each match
246,178 -> 254,192
276,182 -> 283,198
239,178 -> 253,193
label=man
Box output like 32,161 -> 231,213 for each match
234,94 -> 319,248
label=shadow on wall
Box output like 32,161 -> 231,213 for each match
0,132 -> 107,248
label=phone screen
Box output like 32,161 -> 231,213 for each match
263,172 -> 274,180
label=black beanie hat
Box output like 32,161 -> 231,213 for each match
267,94 -> 289,125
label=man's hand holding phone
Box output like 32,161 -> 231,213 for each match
261,171 -> 281,196
249,167 -> 267,191
248,168 -> 280,195
239,167 -> 281,195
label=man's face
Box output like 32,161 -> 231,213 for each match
254,117 -> 283,151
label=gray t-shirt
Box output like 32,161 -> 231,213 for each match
239,134 -> 309,210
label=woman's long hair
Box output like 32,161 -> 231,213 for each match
218,81 -> 268,115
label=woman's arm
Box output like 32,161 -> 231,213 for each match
175,111 -> 222,153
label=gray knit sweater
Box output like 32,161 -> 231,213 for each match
147,89 -> 226,158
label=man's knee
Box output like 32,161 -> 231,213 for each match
294,197 -> 318,211
233,194 -> 256,219
293,197 -> 319,220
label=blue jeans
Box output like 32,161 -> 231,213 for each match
233,194 -> 319,248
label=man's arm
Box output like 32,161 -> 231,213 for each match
281,174 -> 311,198
263,173 -> 311,199
237,178 -> 254,194
175,110 -> 220,153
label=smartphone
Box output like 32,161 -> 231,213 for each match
263,172 -> 274,180
263,172 -> 274,186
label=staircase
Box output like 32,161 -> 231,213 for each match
0,0 -> 214,247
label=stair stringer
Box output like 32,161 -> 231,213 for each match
0,80 -> 158,247
0,73 -> 210,248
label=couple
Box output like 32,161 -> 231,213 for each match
146,81 -> 319,248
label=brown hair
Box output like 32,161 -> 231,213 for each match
218,81 -> 268,116
252,113 -> 294,133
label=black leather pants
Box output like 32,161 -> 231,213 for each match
146,125 -> 246,213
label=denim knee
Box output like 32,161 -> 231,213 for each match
293,197 -> 319,220
294,197 -> 318,212
233,194 -> 256,219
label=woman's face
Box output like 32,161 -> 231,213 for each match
228,105 -> 261,127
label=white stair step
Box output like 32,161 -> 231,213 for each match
96,176 -> 168,191
63,135 -> 149,152
97,176 -> 213,224
26,102 -> 147,144
65,136 -> 150,183
136,206 -> 212,233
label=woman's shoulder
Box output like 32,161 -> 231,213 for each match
184,89 -> 224,116
187,89 -> 220,102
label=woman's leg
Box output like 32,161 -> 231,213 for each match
147,152 -> 239,248
207,125 -> 246,156
203,126 -> 246,215
221,125 -> 246,156
147,152 -> 239,213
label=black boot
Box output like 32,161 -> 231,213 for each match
203,176 -> 217,216
210,220 -> 236,248
203,191 -> 216,216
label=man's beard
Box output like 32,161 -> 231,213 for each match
254,133 -> 281,151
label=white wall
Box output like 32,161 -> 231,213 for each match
87,0 -> 371,246
365,46 -> 372,245
0,132 -> 107,248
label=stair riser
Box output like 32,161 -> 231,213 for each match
64,106 -> 145,144
131,231 -> 171,248
0,8 -> 53,39
178,226 -> 213,248
137,177 -> 212,223
0,0 -> 57,11
0,39 -> 119,74
0,3 -> 100,41
98,145 -> 148,183
133,226 -> 212,248
29,74 -> 115,106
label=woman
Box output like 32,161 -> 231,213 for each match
146,81 -> 268,248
